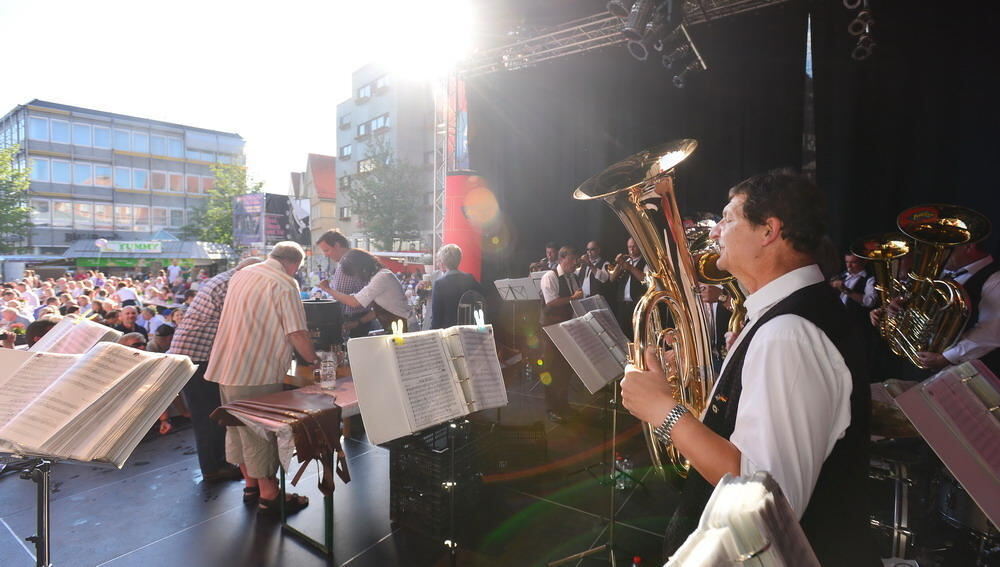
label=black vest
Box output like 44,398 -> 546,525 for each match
961,259 -> 1000,373
540,269 -> 576,326
617,257 -> 647,302
664,282 -> 878,565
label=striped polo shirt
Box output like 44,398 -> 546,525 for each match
204,258 -> 308,387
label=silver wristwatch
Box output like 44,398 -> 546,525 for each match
653,404 -> 690,445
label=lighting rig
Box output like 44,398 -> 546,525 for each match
844,0 -> 875,60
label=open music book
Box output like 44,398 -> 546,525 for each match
0,342 -> 196,468
346,325 -> 508,445
667,471 -> 820,567
570,294 -> 613,317
29,316 -> 122,354
543,308 -> 629,394
493,277 -> 542,301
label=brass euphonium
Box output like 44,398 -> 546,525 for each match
859,205 -> 990,368
687,221 -> 747,341
851,232 -> 911,359
575,139 -> 714,478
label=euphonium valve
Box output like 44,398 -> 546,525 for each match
575,139 -> 714,478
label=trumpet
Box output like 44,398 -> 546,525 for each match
606,253 -> 629,280
528,257 -> 550,273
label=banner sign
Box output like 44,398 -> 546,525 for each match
102,241 -> 162,254
234,193 -> 265,246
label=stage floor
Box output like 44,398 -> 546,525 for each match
0,370 -> 673,567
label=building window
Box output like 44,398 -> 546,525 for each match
339,114 -> 351,129
186,175 -> 200,193
356,122 -> 369,139
133,205 -> 150,231
358,158 -> 375,174
50,120 -> 70,144
52,201 -> 73,227
132,132 -> 149,154
354,238 -> 366,249
152,207 -> 168,228
374,75 -> 388,91
93,126 -> 111,149
72,123 -> 92,147
74,202 -> 94,228
132,169 -> 149,190
94,165 -> 112,187
202,176 -> 214,193
94,203 -> 113,229
169,209 -> 184,227
339,206 -> 351,219
357,84 -> 372,100
218,154 -> 232,164
113,129 -> 131,151
28,117 -> 48,141
114,205 -> 132,230
73,163 -> 93,186
372,114 -> 389,131
30,199 -> 51,226
339,144 -> 352,159
150,171 -> 167,191
114,166 -> 131,188
166,137 -> 183,158
30,158 -> 49,182
150,135 -> 166,156
51,160 -> 71,184
169,173 -> 184,192
339,175 -> 351,190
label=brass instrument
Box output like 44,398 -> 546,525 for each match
606,253 -> 628,280
687,221 -> 747,339
854,205 -> 991,368
575,139 -> 714,478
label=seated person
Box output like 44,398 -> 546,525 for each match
430,244 -> 482,329
323,250 -> 410,333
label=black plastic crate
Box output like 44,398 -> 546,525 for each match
476,421 -> 548,478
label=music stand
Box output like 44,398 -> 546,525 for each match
494,277 -> 541,385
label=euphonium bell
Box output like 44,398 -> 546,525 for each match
574,139 -> 714,478
687,221 -> 747,339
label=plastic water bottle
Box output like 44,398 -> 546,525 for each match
614,453 -> 627,490
631,556 -> 642,567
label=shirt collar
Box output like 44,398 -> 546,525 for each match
743,264 -> 825,324
263,258 -> 295,283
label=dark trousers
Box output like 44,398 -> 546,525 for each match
541,333 -> 571,413
617,300 -> 637,340
180,361 -> 228,474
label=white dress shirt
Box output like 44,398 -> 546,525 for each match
622,258 -> 648,302
577,258 -> 610,297
840,270 -> 869,305
540,265 -> 577,304
354,269 -> 410,318
943,255 -> 1000,364
713,264 -> 853,519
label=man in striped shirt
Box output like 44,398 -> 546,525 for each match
168,256 -> 262,483
205,242 -> 319,515
315,229 -> 372,337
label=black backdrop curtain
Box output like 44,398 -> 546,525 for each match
467,2 -> 810,289
810,0 -> 1000,250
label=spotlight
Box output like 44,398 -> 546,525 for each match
607,0 -> 632,18
848,9 -> 872,36
661,43 -> 691,70
672,60 -> 701,88
622,0 -> 655,41
851,34 -> 875,60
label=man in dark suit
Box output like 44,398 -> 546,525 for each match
430,244 -> 482,329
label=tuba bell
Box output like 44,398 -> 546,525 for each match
687,220 -> 747,342
858,205 -> 990,368
575,139 -> 714,478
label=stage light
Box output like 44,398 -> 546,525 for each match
852,34 -> 875,60
846,1 -> 875,61
661,43 -> 691,70
671,60 -> 701,88
622,0 -> 655,40
607,0 -> 632,18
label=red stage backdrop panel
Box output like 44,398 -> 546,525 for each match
444,171 -> 483,281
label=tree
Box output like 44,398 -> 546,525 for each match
0,145 -> 31,254
345,136 -> 425,251
180,163 -> 262,245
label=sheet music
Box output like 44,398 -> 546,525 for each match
0,343 -> 153,450
563,317 -> 624,379
0,352 -> 78,429
447,326 -> 508,413
392,333 -> 466,431
29,316 -> 122,354
571,295 -> 612,317
0,348 -> 36,390
922,369 -> 1000,471
584,309 -> 630,365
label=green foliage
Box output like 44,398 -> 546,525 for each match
0,145 -> 32,254
180,163 -> 262,245
345,136 -> 425,251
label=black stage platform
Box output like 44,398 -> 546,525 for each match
0,371 -> 672,567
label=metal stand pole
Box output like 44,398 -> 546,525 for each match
443,420 -> 462,567
546,380 -> 623,567
20,459 -> 52,567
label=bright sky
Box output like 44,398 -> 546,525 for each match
0,0 -> 475,194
